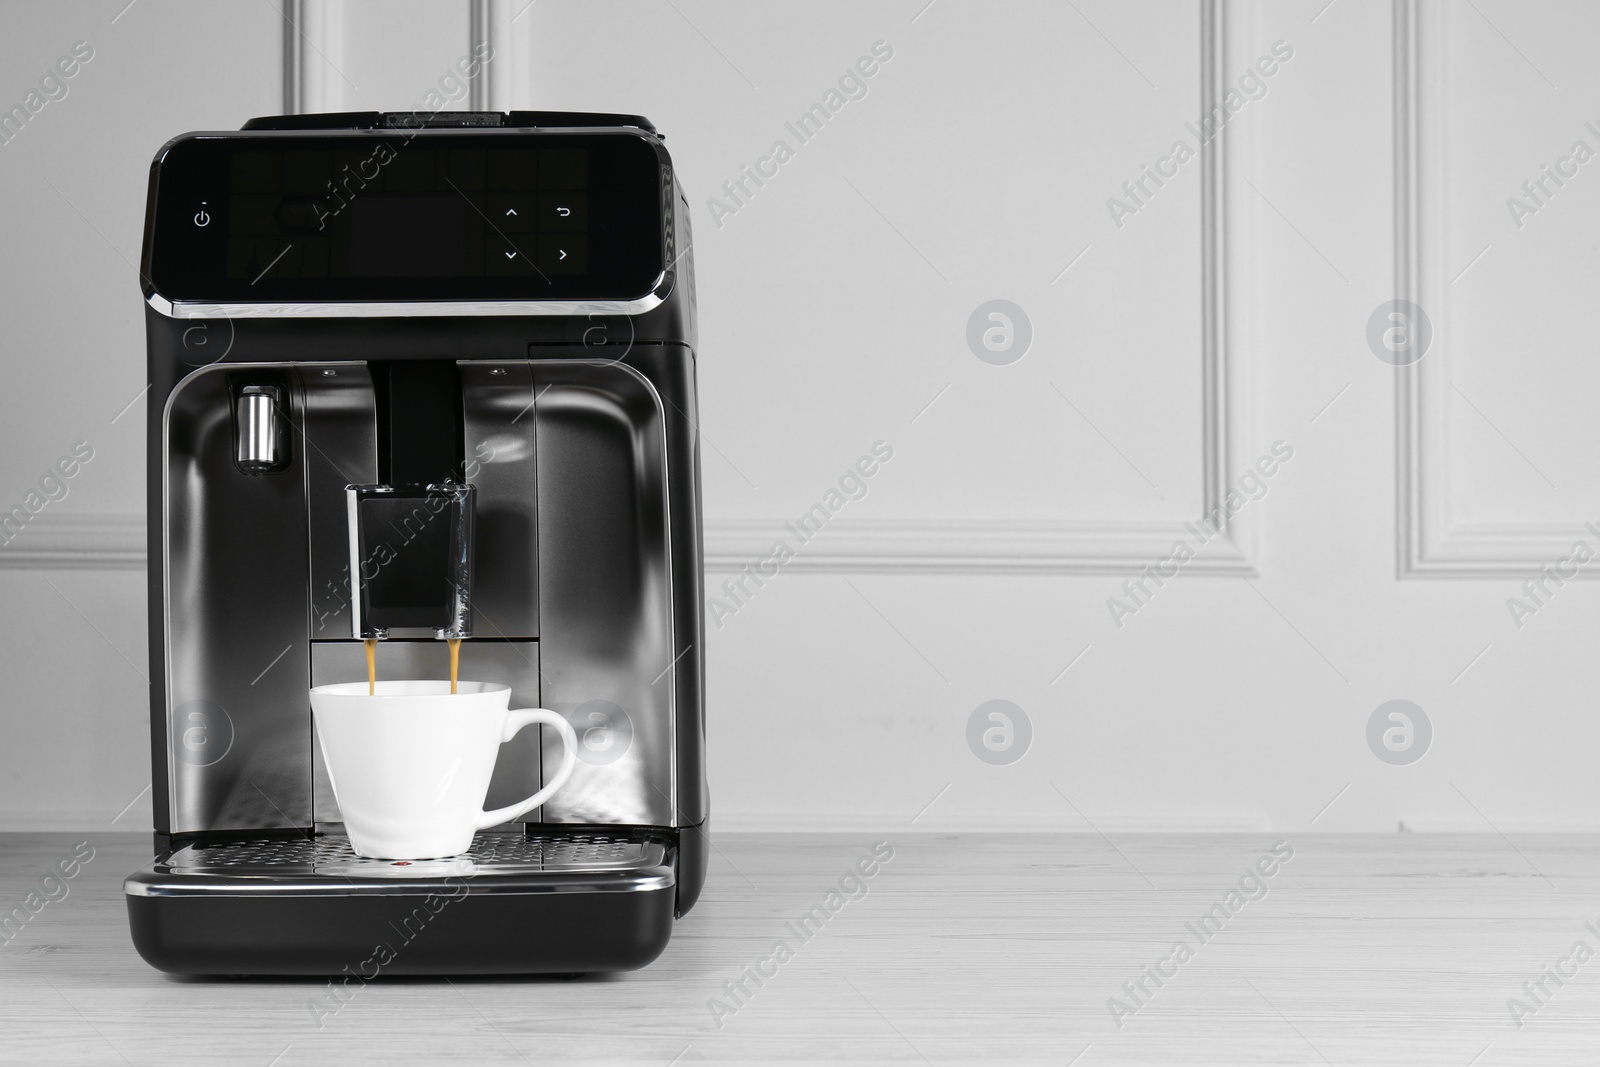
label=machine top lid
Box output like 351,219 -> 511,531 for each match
240,111 -> 657,134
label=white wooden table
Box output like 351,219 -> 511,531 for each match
0,832 -> 1592,1065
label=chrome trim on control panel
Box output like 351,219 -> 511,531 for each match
147,276 -> 673,320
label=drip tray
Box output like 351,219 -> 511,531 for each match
126,829 -> 675,898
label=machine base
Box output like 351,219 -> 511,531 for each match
125,829 -> 678,976
127,886 -> 674,976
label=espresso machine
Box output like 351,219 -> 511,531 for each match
123,111 -> 707,974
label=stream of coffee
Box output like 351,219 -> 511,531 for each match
362,638 -> 459,693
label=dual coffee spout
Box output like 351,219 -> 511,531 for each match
346,481 -> 475,643
347,360 -> 477,646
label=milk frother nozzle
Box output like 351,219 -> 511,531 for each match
235,385 -> 287,474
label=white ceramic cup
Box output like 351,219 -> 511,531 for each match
309,680 -> 578,860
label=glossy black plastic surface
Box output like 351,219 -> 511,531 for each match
128,886 -> 675,976
146,131 -> 665,302
676,818 -> 708,917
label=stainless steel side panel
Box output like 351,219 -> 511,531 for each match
309,640 -> 544,824
460,362 -> 538,639
164,365 -> 312,832
533,363 -> 674,826
301,365 -> 378,641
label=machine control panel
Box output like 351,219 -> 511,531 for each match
144,130 -> 666,304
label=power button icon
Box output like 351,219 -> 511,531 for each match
193,204 -> 210,227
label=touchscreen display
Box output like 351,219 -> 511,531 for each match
146,132 -> 665,303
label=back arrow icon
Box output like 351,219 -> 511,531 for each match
557,207 -> 570,217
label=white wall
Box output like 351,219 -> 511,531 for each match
3,0 -> 1595,835
0,0 -> 281,828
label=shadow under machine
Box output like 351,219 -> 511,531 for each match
124,111 -> 707,974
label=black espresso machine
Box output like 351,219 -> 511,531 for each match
124,111 -> 707,974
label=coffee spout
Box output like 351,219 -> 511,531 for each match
346,482 -> 475,641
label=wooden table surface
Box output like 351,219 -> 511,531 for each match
0,831 -> 1595,1065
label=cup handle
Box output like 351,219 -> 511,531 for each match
476,709 -> 579,829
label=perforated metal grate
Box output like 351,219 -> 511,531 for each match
169,831 -> 651,872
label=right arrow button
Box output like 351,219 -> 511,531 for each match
537,235 -> 586,275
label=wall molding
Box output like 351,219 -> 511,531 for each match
281,0 -> 302,114
0,515 -> 144,570
281,0 -> 344,115
283,0 -> 503,115
236,0 -> 1257,578
0,514 -> 1259,576
705,516 -> 1252,576
473,0 -> 523,112
1395,0 -> 1590,577
715,0 -> 1260,576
